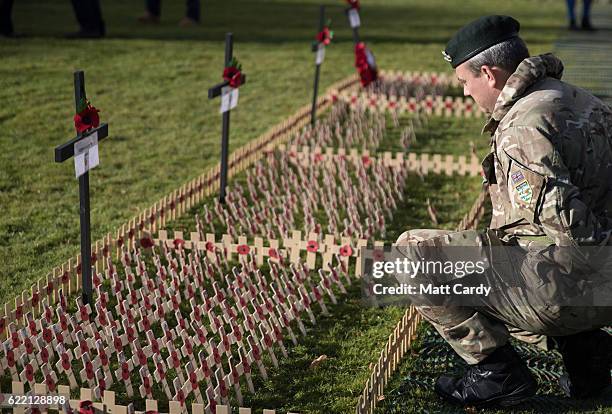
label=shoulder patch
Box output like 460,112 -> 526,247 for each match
514,179 -> 533,203
511,171 -> 525,185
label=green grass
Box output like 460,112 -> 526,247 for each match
0,0 -> 566,304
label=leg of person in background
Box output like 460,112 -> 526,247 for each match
566,0 -> 578,30
179,0 -> 200,26
0,0 -> 15,37
581,0 -> 595,30
67,0 -> 105,38
139,0 -> 160,24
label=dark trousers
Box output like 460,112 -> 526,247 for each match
0,0 -> 14,36
146,0 -> 200,21
71,0 -> 105,34
566,0 -> 593,22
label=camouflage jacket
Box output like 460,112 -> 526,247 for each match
481,53 -> 612,246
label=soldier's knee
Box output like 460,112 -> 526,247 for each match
395,229 -> 455,246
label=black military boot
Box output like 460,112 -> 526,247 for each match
435,344 -> 538,407
581,16 -> 596,31
552,329 -> 611,398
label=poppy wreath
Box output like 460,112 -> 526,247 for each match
354,42 -> 378,87
223,56 -> 243,88
316,25 -> 333,46
74,97 -> 100,134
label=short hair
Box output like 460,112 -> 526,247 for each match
466,37 -> 529,76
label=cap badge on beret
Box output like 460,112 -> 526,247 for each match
441,50 -> 452,62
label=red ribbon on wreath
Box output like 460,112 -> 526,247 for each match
347,0 -> 360,9
355,42 -> 378,87
74,99 -> 100,133
223,57 -> 243,88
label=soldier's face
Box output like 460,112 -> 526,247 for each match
455,62 -> 503,114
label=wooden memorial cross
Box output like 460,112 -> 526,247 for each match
208,32 -> 247,203
54,71 -> 110,305
55,343 -> 79,388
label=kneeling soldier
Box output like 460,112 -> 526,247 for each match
397,15 -> 612,408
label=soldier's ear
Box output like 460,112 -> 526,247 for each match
481,65 -> 508,90
480,65 -> 497,87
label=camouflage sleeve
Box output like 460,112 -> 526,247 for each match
500,125 -> 607,246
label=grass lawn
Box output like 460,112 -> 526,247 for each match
0,0 -> 565,313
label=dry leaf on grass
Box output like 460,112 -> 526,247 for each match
310,354 -> 328,368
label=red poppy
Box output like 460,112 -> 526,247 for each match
43,327 -> 53,343
6,349 -> 15,366
316,26 -> 333,46
205,241 -> 215,252
314,153 -> 323,163
237,244 -> 250,255
362,155 -> 372,167
347,0 -> 360,9
373,249 -> 385,262
306,240 -> 319,253
45,374 -> 56,391
121,364 -> 130,380
46,281 -> 54,295
62,353 -> 71,370
340,245 -> 353,257
223,66 -> 243,88
79,401 -> 94,414
85,361 -> 94,379
74,104 -> 100,134
31,292 -> 39,307
268,248 -> 279,259
173,238 -> 185,249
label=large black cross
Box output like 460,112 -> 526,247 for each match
208,32 -> 247,204
310,5 -> 326,127
54,71 -> 109,306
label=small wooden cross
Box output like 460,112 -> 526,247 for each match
54,71 -> 109,306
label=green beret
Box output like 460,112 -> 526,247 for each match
443,15 -> 520,68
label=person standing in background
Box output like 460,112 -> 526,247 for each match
138,0 -> 200,26
0,0 -> 15,37
67,0 -> 106,38
566,0 -> 595,30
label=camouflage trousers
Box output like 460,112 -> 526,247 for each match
396,229 -> 612,365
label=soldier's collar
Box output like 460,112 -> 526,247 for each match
481,116 -> 499,136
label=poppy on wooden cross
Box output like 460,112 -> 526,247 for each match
208,32 -> 247,204
345,0 -> 361,43
310,5 -> 328,127
54,71 -> 110,306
